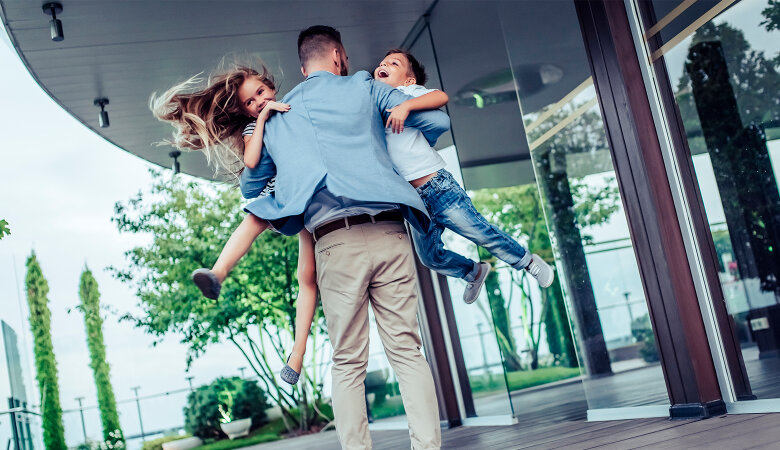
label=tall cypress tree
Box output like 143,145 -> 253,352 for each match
79,267 -> 124,447
25,252 -> 66,450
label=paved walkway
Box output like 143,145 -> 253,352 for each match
242,413 -> 780,449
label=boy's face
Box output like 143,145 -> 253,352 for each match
238,77 -> 276,118
374,53 -> 415,88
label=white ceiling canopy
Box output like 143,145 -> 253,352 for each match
0,0 -> 434,180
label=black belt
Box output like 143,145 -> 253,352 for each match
313,210 -> 404,240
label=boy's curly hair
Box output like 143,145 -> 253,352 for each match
150,63 -> 275,180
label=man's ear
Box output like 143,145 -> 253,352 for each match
333,47 -> 342,67
301,65 -> 308,77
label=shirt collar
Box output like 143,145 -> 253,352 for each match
306,70 -> 338,80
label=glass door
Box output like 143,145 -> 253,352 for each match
637,0 -> 780,404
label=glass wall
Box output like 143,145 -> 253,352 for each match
411,0 -> 670,421
643,0 -> 780,400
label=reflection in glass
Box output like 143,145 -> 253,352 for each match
497,0 -> 670,411
415,0 -> 670,422
652,0 -> 780,399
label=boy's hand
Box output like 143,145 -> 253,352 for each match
258,101 -> 291,122
386,103 -> 411,134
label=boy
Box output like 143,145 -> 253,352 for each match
375,49 -> 554,303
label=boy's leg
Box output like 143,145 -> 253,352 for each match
428,171 -> 532,271
211,214 -> 269,280
410,222 -> 481,282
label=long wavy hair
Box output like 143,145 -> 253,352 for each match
150,64 -> 276,180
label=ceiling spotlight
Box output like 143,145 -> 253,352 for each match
169,150 -> 181,174
42,2 -> 64,42
93,98 -> 110,128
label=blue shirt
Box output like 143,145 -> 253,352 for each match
241,70 -> 450,236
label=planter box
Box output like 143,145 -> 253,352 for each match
220,418 -> 252,440
162,437 -> 203,450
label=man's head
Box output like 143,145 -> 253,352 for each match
374,49 -> 427,88
298,25 -> 349,77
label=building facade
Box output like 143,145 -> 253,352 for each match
2,0 -> 779,433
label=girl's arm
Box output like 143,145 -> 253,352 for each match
386,90 -> 449,134
290,230 -> 317,364
243,101 -> 290,169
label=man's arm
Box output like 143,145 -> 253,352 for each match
368,75 -> 451,147
240,148 -> 277,198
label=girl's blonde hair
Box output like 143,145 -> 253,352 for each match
150,64 -> 276,180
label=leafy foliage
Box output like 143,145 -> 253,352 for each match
78,268 -> 124,447
25,252 -> 67,450
0,219 -> 9,240
184,377 -> 269,439
111,170 -> 330,432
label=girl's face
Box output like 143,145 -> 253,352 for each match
238,77 -> 276,118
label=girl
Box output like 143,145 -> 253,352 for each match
151,64 -> 311,383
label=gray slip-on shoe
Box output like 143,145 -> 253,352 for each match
192,268 -> 221,300
526,254 -> 554,288
280,356 -> 300,385
462,262 -> 491,304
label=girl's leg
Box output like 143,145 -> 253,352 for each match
281,230 -> 317,384
211,214 -> 269,281
287,289 -> 317,374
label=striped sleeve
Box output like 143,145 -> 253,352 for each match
242,121 -> 256,136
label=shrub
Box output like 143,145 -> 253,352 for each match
184,377 -> 269,439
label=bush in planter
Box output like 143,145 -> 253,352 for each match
631,314 -> 660,363
184,377 -> 269,439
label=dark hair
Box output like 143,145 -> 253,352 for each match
298,25 -> 343,67
385,49 -> 427,86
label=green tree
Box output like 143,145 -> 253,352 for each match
111,170 -> 329,432
471,177 -> 619,370
25,252 -> 66,450
78,267 -> 124,447
0,219 -> 10,240
467,103 -> 620,372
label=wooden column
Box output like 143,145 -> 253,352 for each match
574,0 -> 725,418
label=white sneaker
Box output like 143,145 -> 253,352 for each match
526,254 -> 554,288
463,262 -> 491,304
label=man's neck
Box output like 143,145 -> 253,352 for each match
306,63 -> 339,76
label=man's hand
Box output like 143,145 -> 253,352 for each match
386,102 -> 411,134
258,101 -> 291,122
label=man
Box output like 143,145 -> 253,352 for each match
241,26 -> 448,450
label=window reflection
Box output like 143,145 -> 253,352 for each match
650,0 -> 780,399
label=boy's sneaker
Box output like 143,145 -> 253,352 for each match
192,268 -> 221,300
463,262 -> 491,304
526,254 -> 554,288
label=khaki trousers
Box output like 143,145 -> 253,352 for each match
314,220 -> 441,450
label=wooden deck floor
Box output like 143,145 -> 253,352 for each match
242,413 -> 780,449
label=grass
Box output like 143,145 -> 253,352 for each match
366,366 -> 581,419
465,366 -> 582,396
506,366 -> 581,391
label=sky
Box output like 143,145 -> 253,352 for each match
0,25 -> 252,448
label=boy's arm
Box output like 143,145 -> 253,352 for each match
240,150 -> 276,198
243,101 -> 290,169
368,75 -> 450,146
386,90 -> 449,134
291,230 -> 318,358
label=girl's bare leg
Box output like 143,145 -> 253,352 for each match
211,214 -> 269,281
281,230 -> 317,384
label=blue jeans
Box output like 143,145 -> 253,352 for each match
411,170 -> 532,281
